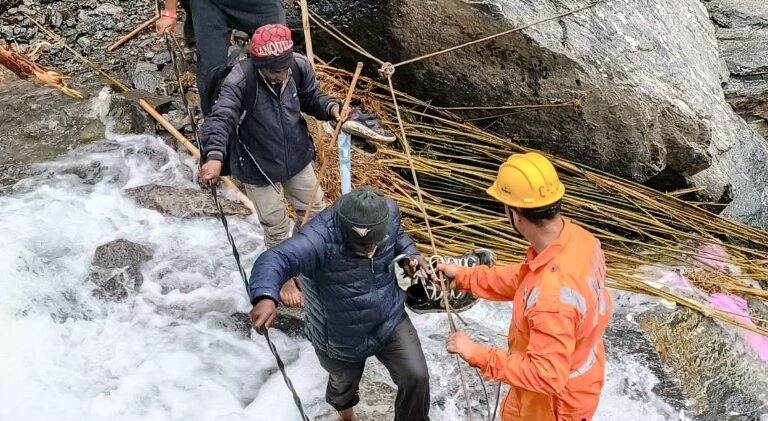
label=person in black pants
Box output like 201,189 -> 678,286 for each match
249,187 -> 432,421
156,0 -> 286,116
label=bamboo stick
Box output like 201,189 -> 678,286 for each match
138,99 -> 256,213
301,62 -> 364,226
298,0 -> 314,65
107,15 -> 160,52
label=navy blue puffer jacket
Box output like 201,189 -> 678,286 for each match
248,197 -> 419,362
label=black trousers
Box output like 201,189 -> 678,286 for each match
315,316 -> 431,421
190,0 -> 286,115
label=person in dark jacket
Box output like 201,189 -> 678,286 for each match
156,0 -> 286,116
200,24 -> 341,307
250,187 -> 431,421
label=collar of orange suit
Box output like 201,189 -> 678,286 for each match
524,217 -> 573,271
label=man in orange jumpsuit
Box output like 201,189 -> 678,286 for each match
437,152 -> 613,421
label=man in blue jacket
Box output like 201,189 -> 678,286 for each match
200,24 -> 341,307
250,187 -> 431,421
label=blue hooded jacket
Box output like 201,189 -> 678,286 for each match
248,197 -> 419,361
202,53 -> 340,186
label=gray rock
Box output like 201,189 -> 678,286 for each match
125,184 -> 251,218
0,0 -> 22,15
272,306 -> 305,337
76,36 -> 90,49
88,239 -> 154,301
107,90 -> 160,135
307,0 -> 768,227
225,307 -> 304,338
151,50 -> 172,66
704,0 -> 768,139
0,25 -> 13,39
162,109 -> 188,131
132,69 -> 167,94
49,10 -> 62,27
638,307 -> 768,419
0,80 -> 105,186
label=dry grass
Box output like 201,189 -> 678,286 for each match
312,63 -> 768,336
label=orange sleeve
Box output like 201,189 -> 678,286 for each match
455,263 -> 522,301
466,307 -> 578,395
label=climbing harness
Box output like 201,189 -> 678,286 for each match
163,33 -> 310,420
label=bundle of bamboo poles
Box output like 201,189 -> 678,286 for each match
0,41 -> 82,98
313,63 -> 768,336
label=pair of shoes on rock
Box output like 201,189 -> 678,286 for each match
400,249 -> 496,314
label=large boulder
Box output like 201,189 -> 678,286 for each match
638,307 -> 768,419
125,184 -> 251,218
88,238 -> 154,301
703,0 -> 768,138
0,80 -> 105,185
304,0 -> 768,228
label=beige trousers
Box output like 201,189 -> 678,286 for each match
244,163 -> 326,248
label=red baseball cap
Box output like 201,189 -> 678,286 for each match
250,24 -> 295,69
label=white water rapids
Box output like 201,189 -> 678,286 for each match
0,93 -> 688,420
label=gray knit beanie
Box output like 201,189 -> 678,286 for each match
337,187 -> 390,244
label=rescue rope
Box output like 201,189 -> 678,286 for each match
390,0 -> 608,69
305,1 -> 608,72
211,184 -> 311,421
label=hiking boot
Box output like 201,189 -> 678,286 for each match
341,109 -> 397,144
404,249 -> 496,314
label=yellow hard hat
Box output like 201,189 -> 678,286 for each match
486,152 -> 565,208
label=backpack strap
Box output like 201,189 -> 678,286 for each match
239,58 -> 259,127
290,57 -> 305,95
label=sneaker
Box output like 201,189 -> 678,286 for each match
404,249 -> 496,314
328,109 -> 397,144
351,135 -> 378,157
342,109 -> 397,144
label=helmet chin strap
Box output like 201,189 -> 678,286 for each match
505,205 -> 522,235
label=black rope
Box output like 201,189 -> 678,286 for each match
491,380 -> 502,421
160,27 -> 310,420
211,184 -> 310,421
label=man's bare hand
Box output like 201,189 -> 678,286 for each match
250,299 -> 277,334
200,160 -> 222,183
156,16 -> 177,35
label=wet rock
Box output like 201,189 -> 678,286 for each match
305,0 -> 768,228
226,312 -> 253,337
638,307 -> 768,419
162,109 -> 189,131
273,306 -> 305,337
704,0 -> 768,139
88,239 -> 154,301
603,311 -> 691,416
0,80 -> 105,186
125,184 -> 251,218
107,90 -> 161,135
226,307 -> 304,338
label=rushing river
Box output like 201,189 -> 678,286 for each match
0,93 -> 688,421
